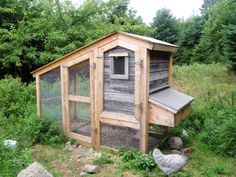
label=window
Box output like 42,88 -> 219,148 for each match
110,55 -> 129,79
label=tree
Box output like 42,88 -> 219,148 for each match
192,0 -> 236,71
151,8 -> 179,44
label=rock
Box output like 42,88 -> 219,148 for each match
171,150 -> 181,154
83,165 -> 99,173
64,141 -> 77,151
168,137 -> 183,150
79,172 -> 87,176
181,129 -> 188,138
153,148 -> 188,175
3,140 -> 17,148
17,161 -> 53,177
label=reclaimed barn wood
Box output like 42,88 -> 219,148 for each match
32,31 -> 194,153
104,46 -> 135,115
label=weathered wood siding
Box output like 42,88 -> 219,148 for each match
104,46 -> 135,115
149,51 -> 170,93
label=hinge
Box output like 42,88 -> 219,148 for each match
135,59 -> 143,68
90,63 -> 96,69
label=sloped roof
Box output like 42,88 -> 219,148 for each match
32,31 -> 178,76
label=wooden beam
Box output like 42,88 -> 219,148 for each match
61,65 -> 70,134
65,52 -> 90,67
68,95 -> 91,103
99,111 -> 140,129
153,44 -> 178,52
168,54 -> 173,87
73,74 -> 78,119
36,75 -> 41,116
140,48 -> 149,153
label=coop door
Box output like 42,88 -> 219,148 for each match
63,54 -> 95,142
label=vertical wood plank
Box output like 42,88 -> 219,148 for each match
168,54 -> 173,87
89,51 -> 96,145
134,48 -> 142,121
94,48 -> 102,146
73,74 -> 78,119
36,75 -> 41,116
140,48 -> 149,153
61,65 -> 70,134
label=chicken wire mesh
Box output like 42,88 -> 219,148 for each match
101,123 -> 140,149
69,60 -> 90,97
69,101 -> 91,137
40,67 -> 62,126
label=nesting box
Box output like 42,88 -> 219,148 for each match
32,31 -> 193,152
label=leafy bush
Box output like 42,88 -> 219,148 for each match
93,153 -> 113,165
119,149 -> 156,171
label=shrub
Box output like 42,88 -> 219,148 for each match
93,153 -> 113,165
119,149 -> 156,171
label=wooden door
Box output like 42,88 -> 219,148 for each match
61,52 -> 95,145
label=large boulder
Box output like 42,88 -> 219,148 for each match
17,161 -> 53,177
168,137 -> 183,150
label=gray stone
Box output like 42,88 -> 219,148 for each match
83,165 -> 99,173
64,141 -> 77,151
17,161 -> 53,177
153,148 -> 188,175
168,137 -> 183,150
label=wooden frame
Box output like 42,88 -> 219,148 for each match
33,31 -> 181,153
110,56 -> 129,80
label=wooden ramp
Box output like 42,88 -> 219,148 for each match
148,88 -> 194,127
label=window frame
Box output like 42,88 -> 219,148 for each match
109,53 -> 129,80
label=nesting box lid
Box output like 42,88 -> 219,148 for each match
149,88 -> 194,114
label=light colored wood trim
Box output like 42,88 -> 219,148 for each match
168,54 -> 173,87
134,48 -> 142,122
117,39 -> 140,51
65,52 -> 90,67
149,102 -> 175,127
148,99 -> 177,114
73,74 -> 78,119
108,52 -> 129,57
100,112 -> 140,129
61,65 -> 70,134
68,132 -> 91,144
153,44 -> 178,52
32,33 -> 119,77
89,51 -> 96,146
110,56 -> 129,80
68,95 -> 91,103
140,48 -> 149,153
36,75 -> 41,116
175,106 -> 191,124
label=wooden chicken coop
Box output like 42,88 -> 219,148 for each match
32,31 -> 193,153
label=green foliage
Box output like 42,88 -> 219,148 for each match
0,143 -> 32,177
172,63 -> 236,156
151,8 -> 179,44
93,153 -> 113,165
0,0 -> 151,81
119,149 -> 156,171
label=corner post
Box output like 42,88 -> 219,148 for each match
36,75 -> 41,116
140,48 -> 150,153
168,54 -> 173,87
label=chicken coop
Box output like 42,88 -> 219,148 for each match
32,31 -> 193,153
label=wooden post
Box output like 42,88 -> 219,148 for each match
140,48 -> 150,153
73,73 -> 78,119
36,75 -> 41,116
168,54 -> 173,87
61,65 -> 70,134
